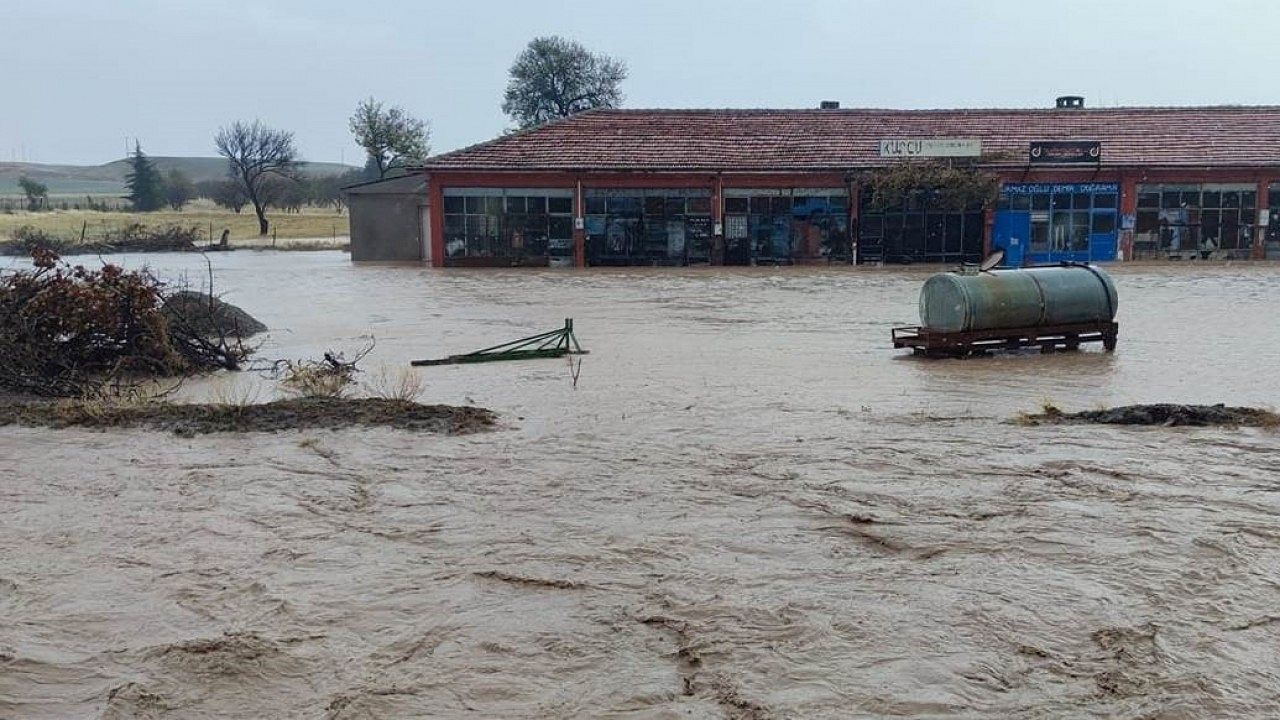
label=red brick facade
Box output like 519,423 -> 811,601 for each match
411,107 -> 1280,267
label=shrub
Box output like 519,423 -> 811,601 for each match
363,366 -> 425,402
98,223 -> 201,252
2,225 -> 75,255
272,345 -> 373,399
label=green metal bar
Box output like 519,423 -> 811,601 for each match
410,319 -> 587,367
464,328 -> 564,356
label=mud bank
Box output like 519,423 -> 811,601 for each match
1023,403 -> 1280,427
0,397 -> 496,435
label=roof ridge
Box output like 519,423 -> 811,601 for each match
416,104 -> 1280,172
414,108 -> 610,167
584,105 -> 1280,113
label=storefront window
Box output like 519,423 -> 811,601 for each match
1267,184 -> 1280,251
1135,184 -> 1256,258
443,189 -> 574,265
993,183 -> 1118,264
584,189 -> 712,265
724,189 -> 849,265
998,188 -> 1115,255
860,190 -> 980,264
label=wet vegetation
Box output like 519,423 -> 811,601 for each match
0,249 -> 254,397
0,397 -> 495,436
0,252 -> 491,435
1021,403 -> 1280,427
863,160 -> 1000,212
0,223 -> 204,255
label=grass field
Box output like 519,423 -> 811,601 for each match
0,199 -> 350,247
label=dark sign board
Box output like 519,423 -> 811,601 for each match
1029,141 -> 1101,164
686,215 -> 712,239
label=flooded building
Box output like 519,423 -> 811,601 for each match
345,174 -> 430,261
350,98 -> 1280,266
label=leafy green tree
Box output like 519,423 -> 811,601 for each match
502,36 -> 627,129
124,142 -> 165,211
349,98 -> 430,179
164,169 -> 195,210
214,120 -> 299,235
17,176 -> 48,211
360,156 -> 381,182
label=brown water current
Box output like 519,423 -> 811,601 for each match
3,251 -> 1280,719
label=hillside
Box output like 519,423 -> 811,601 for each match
0,157 -> 359,196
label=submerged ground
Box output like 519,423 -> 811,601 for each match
3,252 -> 1280,719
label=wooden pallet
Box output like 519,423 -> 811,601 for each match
892,321 -> 1118,357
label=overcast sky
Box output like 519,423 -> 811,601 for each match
3,0 -> 1278,166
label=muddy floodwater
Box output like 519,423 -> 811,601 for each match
4,251 -> 1280,719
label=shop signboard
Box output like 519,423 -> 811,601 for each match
1029,141 -> 1102,164
879,138 -> 981,158
1003,182 -> 1118,194
686,216 -> 713,239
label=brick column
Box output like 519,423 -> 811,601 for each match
428,179 -> 445,267
982,208 -> 995,259
1255,179 -> 1269,260
573,179 -> 586,268
1118,175 -> 1139,261
710,174 -> 724,266
848,178 -> 860,264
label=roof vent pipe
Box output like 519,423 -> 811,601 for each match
819,100 -> 840,109
1055,95 -> 1085,109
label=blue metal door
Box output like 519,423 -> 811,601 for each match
993,211 -> 1030,267
1088,233 -> 1117,262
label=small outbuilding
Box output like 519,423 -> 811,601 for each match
344,174 -> 430,262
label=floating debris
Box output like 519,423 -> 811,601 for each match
1020,403 -> 1280,427
411,318 -> 587,366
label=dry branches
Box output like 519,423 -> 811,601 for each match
0,249 -> 256,398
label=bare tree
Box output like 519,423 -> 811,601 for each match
502,36 -> 627,129
214,120 -> 299,235
349,98 -> 430,179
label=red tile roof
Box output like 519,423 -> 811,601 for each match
418,106 -> 1280,171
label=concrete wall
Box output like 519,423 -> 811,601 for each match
349,193 -> 424,261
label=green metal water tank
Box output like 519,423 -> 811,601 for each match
919,265 -> 1118,333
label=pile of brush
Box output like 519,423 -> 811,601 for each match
0,248 -> 261,398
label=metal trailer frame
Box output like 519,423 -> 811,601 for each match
892,321 -> 1118,357
411,319 -> 587,366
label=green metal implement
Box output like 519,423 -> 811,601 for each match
410,319 -> 587,367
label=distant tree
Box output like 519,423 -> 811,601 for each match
263,175 -> 306,213
124,142 -> 165,211
164,169 -> 195,211
197,178 -> 249,214
17,176 -> 48,211
214,120 -> 299,235
348,97 -> 430,179
310,169 -> 367,213
501,36 -> 627,129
